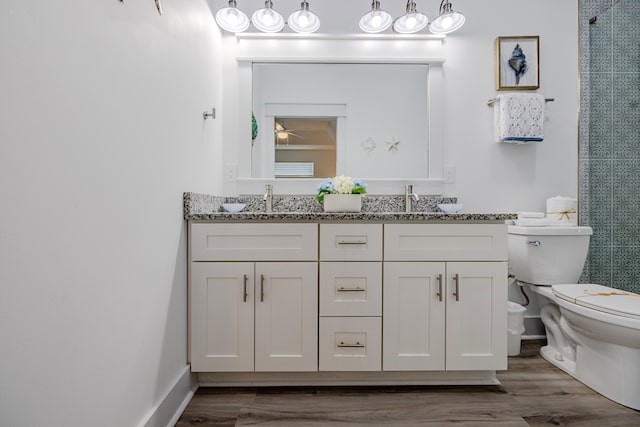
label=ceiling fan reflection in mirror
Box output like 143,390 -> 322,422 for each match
274,120 -> 304,145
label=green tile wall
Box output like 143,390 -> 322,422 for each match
585,0 -> 640,293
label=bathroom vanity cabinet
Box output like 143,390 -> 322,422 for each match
383,224 -> 508,371
189,223 -> 318,372
189,220 -> 508,385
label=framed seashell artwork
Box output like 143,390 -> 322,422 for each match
495,36 -> 540,90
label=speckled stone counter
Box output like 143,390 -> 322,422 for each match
184,192 -> 516,223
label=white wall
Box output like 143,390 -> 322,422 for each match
441,0 -> 580,213
0,1 -> 222,426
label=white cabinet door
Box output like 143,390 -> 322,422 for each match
383,262 -> 446,371
255,262 -> 318,372
190,262 -> 255,372
445,262 -> 508,371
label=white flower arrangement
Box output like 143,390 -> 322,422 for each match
316,175 -> 367,203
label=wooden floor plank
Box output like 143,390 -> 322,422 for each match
176,340 -> 640,426
237,386 -> 527,426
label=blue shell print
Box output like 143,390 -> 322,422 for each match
508,44 -> 529,85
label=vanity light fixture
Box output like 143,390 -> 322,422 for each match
214,0 -> 250,33
251,0 -> 285,33
288,1 -> 321,33
393,0 -> 428,34
213,0 -> 465,35
428,0 -> 465,34
359,1 -> 393,33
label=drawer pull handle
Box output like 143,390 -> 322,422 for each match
436,274 -> 443,302
337,240 -> 367,245
260,274 -> 265,302
337,341 -> 365,348
243,274 -> 248,302
453,273 -> 460,301
337,286 -> 365,292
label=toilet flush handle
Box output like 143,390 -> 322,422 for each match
527,240 -> 541,246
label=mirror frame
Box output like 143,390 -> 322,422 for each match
221,33 -> 447,195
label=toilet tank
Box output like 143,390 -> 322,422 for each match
507,225 -> 592,285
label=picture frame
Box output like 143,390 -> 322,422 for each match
495,36 -> 540,91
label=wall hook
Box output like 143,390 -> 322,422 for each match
203,108 -> 216,120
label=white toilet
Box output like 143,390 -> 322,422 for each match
508,225 -> 640,411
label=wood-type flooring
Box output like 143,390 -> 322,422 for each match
176,340 -> 640,426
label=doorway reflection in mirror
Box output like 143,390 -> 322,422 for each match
274,117 -> 336,178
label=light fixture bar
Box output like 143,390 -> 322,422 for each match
213,0 -> 466,35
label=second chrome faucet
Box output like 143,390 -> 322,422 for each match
405,184 -> 419,213
264,184 -> 273,213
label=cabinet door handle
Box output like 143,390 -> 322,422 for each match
337,240 -> 367,245
452,273 -> 460,301
436,274 -> 443,302
337,286 -> 365,292
260,274 -> 265,302
243,274 -> 248,302
337,341 -> 365,348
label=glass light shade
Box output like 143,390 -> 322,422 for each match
251,2 -> 285,33
359,9 -> 392,33
393,12 -> 428,33
215,4 -> 250,33
288,2 -> 320,33
429,11 -> 465,34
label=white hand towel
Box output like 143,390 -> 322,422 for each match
546,196 -> 577,226
494,93 -> 545,143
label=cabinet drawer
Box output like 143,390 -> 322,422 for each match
384,224 -> 507,261
320,224 -> 382,261
190,223 -> 318,261
320,262 -> 382,316
319,317 -> 381,371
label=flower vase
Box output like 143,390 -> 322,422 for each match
323,194 -> 362,213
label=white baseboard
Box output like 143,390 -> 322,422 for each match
137,365 -> 198,427
197,370 -> 500,387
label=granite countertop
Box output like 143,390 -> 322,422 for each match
184,193 -> 516,224
186,211 -> 515,223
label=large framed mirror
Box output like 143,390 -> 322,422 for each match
221,34 -> 446,195
252,62 -> 430,180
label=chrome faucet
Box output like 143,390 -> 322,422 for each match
405,184 -> 419,213
264,184 -> 273,213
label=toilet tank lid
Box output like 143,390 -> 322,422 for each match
508,225 -> 593,236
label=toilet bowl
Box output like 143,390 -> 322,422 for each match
508,225 -> 640,410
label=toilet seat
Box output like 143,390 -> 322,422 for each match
552,284 -> 640,320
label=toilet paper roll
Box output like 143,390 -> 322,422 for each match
546,196 -> 577,226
